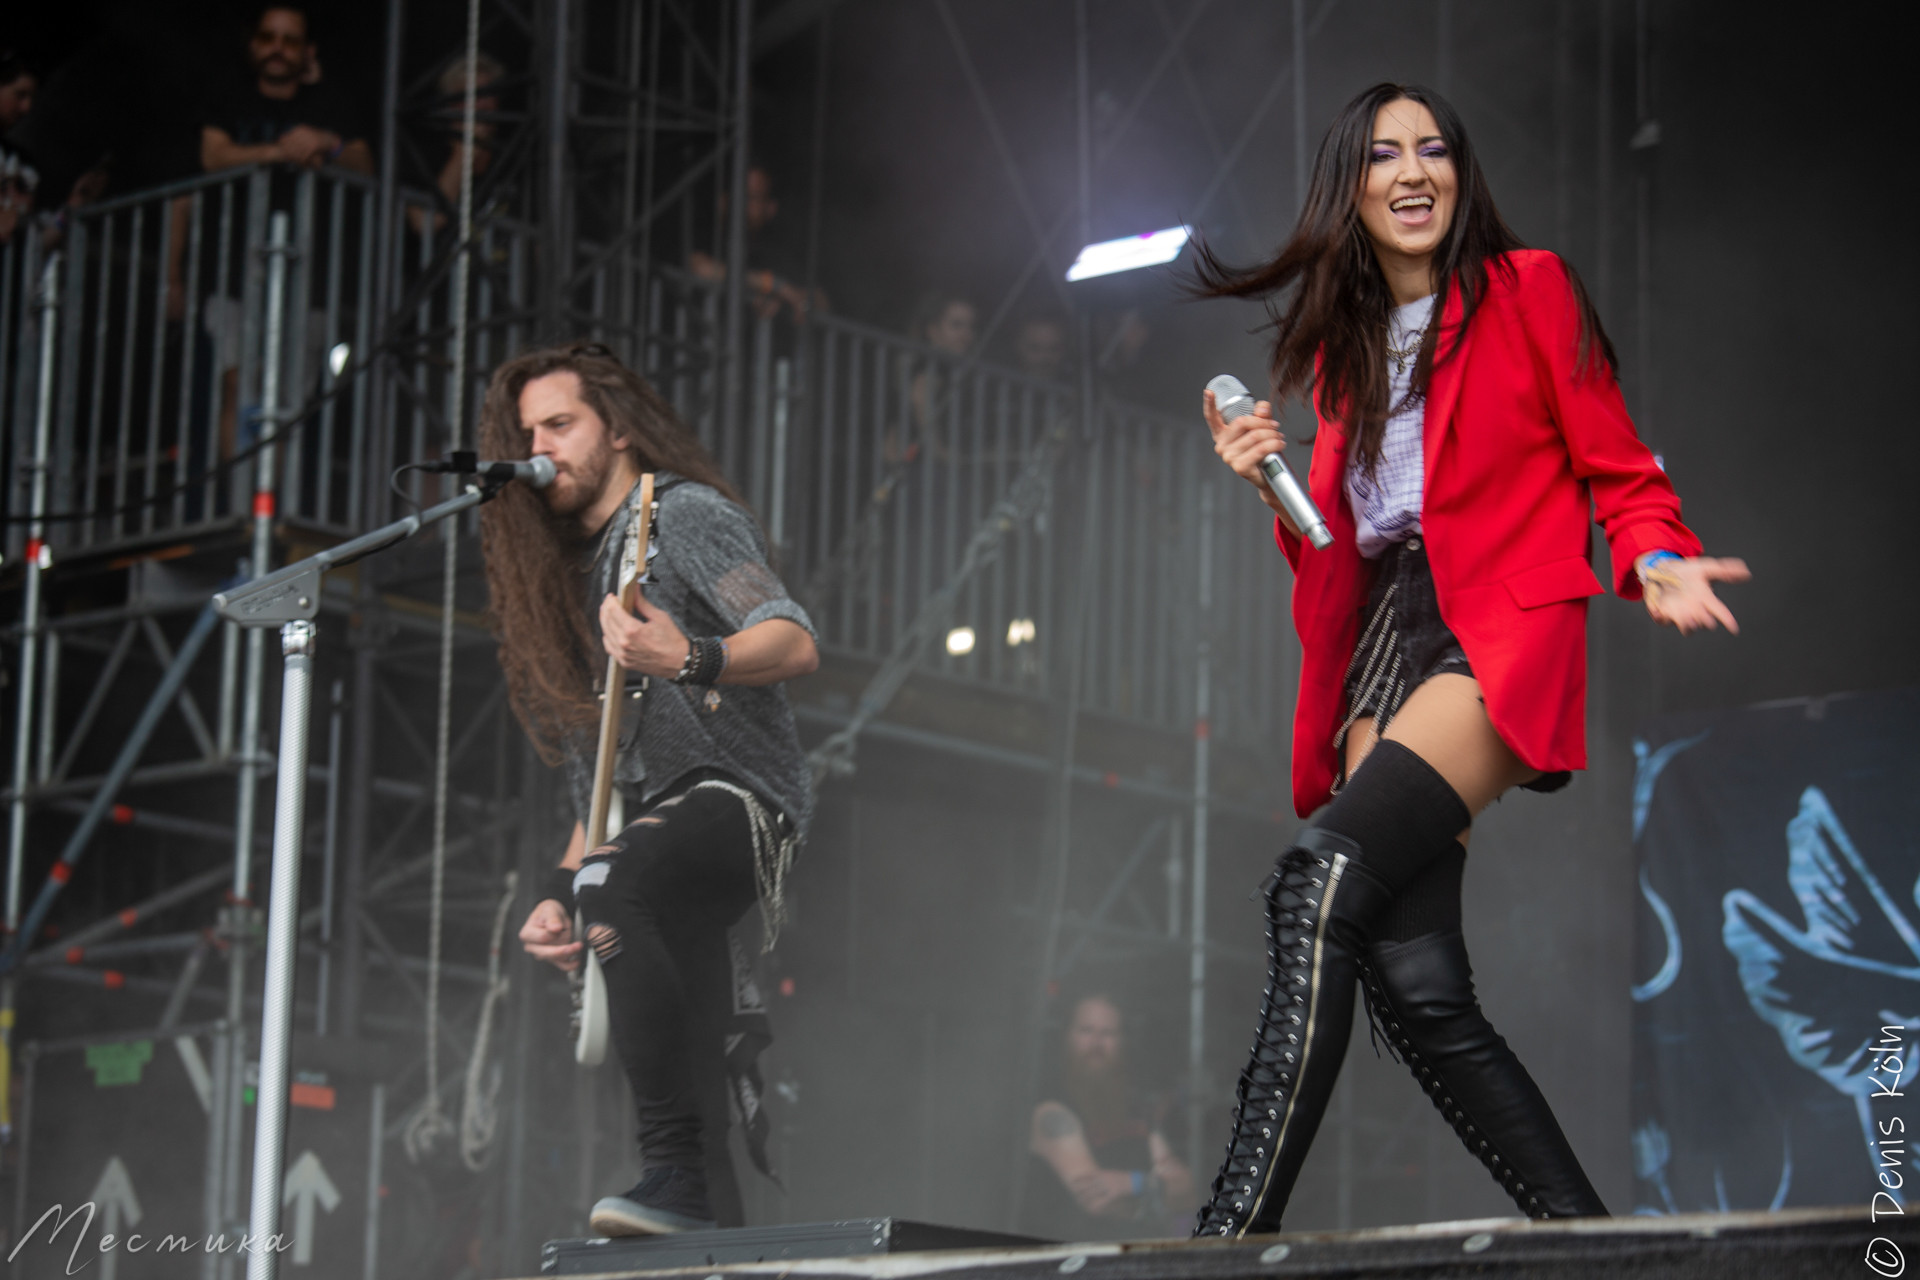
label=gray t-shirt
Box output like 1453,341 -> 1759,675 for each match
563,472 -> 816,839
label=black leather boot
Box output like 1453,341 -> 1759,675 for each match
1193,828 -> 1396,1237
1361,930 -> 1608,1218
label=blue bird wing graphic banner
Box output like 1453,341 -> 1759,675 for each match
1630,688 -> 1920,1214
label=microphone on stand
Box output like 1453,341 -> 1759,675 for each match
476,456 -> 557,488
1206,374 -> 1333,550
422,452 -> 557,489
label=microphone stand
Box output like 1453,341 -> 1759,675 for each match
213,473 -> 509,1277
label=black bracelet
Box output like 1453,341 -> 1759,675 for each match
699,636 -> 727,684
540,865 -> 577,912
673,635 -> 727,687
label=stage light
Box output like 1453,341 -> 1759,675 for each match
1066,225 -> 1192,282
328,343 -> 352,378
1006,618 -> 1036,646
945,626 -> 976,656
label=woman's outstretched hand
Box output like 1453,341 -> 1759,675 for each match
1203,388 -> 1289,519
1637,554 -> 1751,634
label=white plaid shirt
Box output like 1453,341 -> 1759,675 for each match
1346,294 -> 1437,558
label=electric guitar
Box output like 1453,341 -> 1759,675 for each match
571,473 -> 656,1067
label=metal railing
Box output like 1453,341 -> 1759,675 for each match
2,167 -> 380,555
1,163 -> 1294,748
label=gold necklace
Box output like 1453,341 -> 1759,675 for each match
1387,323 -> 1427,375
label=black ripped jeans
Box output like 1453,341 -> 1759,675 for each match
574,771 -> 759,1228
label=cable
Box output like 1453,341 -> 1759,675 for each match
388,462 -> 437,515
1,358 -> 353,526
408,0 -> 483,1163
459,870 -> 517,1171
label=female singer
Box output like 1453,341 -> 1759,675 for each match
1190,82 -> 1747,1236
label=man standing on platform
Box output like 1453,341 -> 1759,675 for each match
485,343 -> 818,1235
200,5 -> 371,177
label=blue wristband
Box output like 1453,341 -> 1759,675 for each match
1639,550 -> 1683,580
1129,1170 -> 1146,1196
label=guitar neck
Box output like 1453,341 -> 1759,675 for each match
583,473 -> 655,853
584,651 -> 624,850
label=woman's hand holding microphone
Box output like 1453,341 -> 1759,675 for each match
1202,388 -> 1290,519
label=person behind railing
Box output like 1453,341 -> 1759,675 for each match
0,47 -> 106,253
188,4 -> 368,462
199,4 -> 370,177
687,162 -> 823,323
1012,309 -> 1070,383
891,289 -> 976,464
404,50 -> 505,238
0,47 -> 39,246
1093,306 -> 1163,409
0,48 -> 33,134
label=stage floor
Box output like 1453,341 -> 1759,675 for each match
528,1205 -> 1896,1278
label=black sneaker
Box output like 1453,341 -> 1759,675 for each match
589,1166 -> 717,1236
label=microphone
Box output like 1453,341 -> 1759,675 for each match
478,456 -> 556,488
1207,374 -> 1333,550
423,452 -> 557,489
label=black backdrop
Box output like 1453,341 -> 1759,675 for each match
1631,687 -> 1920,1214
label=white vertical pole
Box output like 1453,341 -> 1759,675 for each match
769,357 -> 791,549
411,0 -> 484,1157
1166,816 -> 1183,940
1291,0 -> 1308,214
4,252 -> 60,1141
221,207 -> 291,1280
362,1083 -> 385,1280
245,619 -> 318,1280
1187,482 -> 1213,1181
6,252 -> 58,950
316,679 -> 344,1034
236,211 -> 291,903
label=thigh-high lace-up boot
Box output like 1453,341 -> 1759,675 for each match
1360,930 -> 1607,1218
1192,827 -> 1397,1237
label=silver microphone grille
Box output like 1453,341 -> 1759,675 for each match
526,455 -> 557,488
1206,373 -> 1256,425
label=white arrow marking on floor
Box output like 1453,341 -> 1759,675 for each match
281,1151 -> 340,1266
88,1157 -> 142,1280
174,1036 -> 213,1113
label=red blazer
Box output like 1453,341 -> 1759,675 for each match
1275,249 -> 1700,816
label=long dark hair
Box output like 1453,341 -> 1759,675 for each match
1192,82 -> 1615,473
477,342 -> 741,762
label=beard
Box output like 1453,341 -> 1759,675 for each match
541,431 -> 619,521
1062,1054 -> 1136,1148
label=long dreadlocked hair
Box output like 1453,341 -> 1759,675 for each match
1190,82 -> 1615,475
477,342 -> 742,763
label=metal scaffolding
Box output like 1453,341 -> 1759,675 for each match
0,0 -> 1330,1260
0,0 -> 1652,1258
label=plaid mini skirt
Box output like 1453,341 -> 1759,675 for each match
1336,536 -> 1570,794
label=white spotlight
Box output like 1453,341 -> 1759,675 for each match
328,342 -> 352,378
1066,225 -> 1192,282
945,626 -> 976,656
1006,618 -> 1036,646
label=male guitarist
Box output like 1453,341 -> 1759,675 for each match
483,343 -> 818,1235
